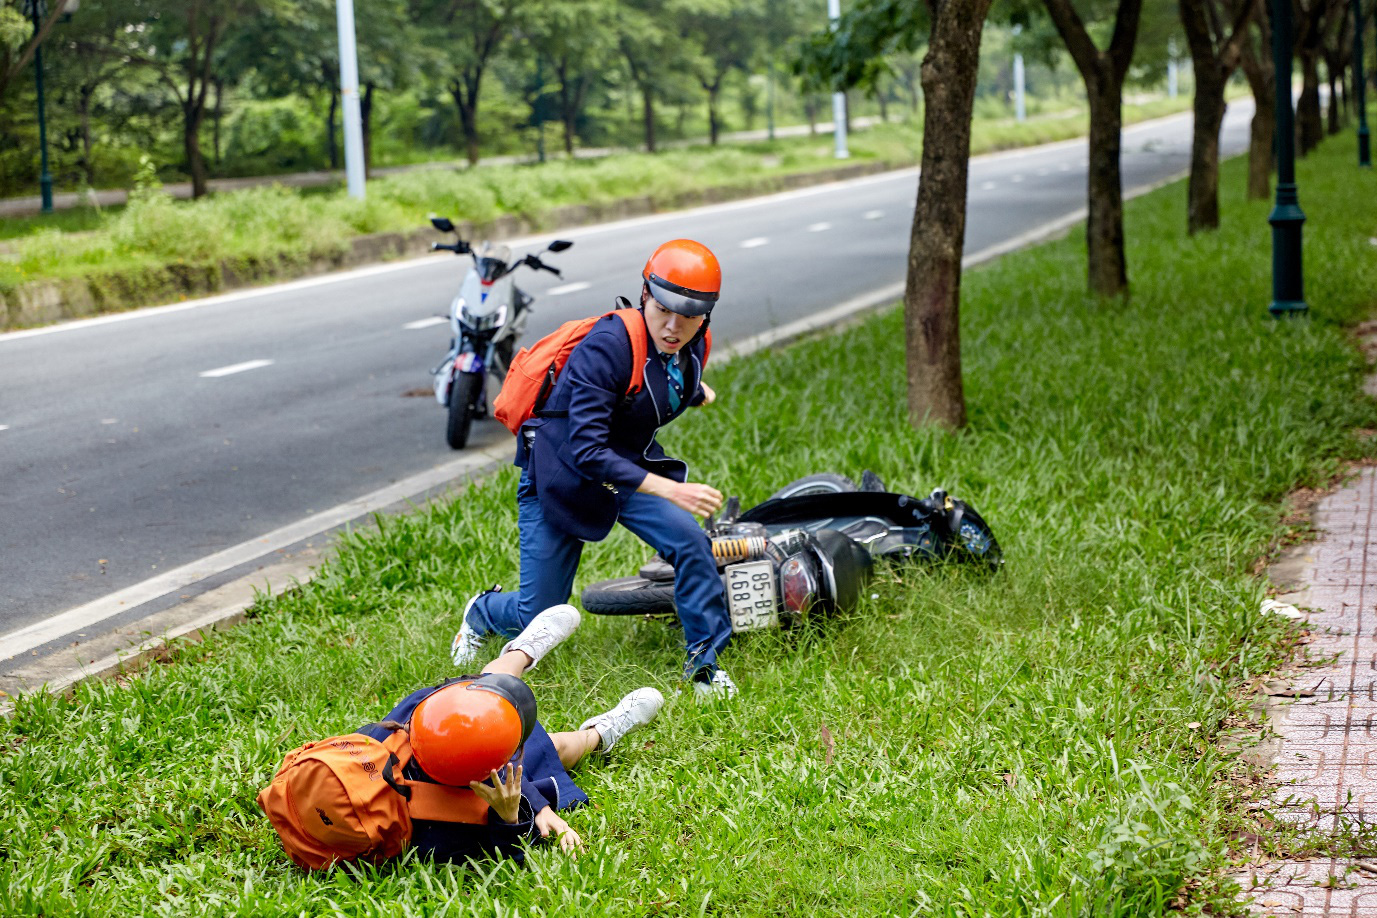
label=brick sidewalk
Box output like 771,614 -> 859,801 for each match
1238,467 -> 1377,916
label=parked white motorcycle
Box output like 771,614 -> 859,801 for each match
427,216 -> 573,449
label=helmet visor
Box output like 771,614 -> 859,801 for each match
645,274 -> 717,317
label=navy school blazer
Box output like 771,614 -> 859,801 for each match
516,310 -> 708,542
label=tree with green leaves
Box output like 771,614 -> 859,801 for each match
411,0 -> 522,165
519,0 -> 617,155
678,0 -> 765,144
0,0 -> 75,105
134,0 -> 279,197
1179,0 -> 1257,233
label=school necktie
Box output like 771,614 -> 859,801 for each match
662,353 -> 684,414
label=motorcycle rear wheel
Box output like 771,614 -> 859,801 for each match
768,473 -> 857,500
581,576 -> 678,617
446,372 -> 481,449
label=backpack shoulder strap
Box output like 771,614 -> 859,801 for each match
702,327 -> 712,368
611,304 -> 648,397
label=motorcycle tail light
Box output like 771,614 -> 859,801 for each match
780,554 -> 817,612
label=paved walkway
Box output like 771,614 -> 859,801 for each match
1238,461 -> 1377,913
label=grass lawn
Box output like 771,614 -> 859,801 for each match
0,96 -> 1196,295
4,135 -> 1376,916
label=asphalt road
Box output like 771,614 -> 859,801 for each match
0,103 -> 1253,660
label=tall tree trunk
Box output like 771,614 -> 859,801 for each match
1085,76 -> 1128,295
705,79 -> 722,145
877,84 -> 889,121
361,82 -> 374,175
1326,58 -> 1341,132
451,77 -> 482,166
212,77 -> 225,167
1180,0 -> 1255,234
1238,8 -> 1275,200
904,0 -> 996,430
1043,0 -> 1144,299
1297,50 -> 1324,153
805,94 -> 818,134
641,83 -> 657,152
184,103 -> 208,198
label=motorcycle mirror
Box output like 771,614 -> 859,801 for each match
547,240 -> 573,252
430,216 -> 456,233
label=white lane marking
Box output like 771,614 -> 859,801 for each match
863,210 -> 884,220
0,439 -> 517,661
100,418 -> 118,425
404,316 -> 448,330
740,237 -> 770,248
0,425 -> 9,432
1011,174 -> 1025,183
547,281 -> 591,296
980,181 -> 997,191
807,222 -> 832,232
199,359 -> 273,378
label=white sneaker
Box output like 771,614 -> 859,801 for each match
501,604 -> 581,672
692,669 -> 738,700
450,590 -> 490,669
579,687 -> 664,752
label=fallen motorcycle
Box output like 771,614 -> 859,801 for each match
580,471 -> 1001,633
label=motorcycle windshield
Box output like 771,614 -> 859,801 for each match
474,243 -> 512,282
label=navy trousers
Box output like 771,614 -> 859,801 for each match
468,471 -> 733,678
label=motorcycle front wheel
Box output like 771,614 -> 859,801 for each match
446,372 -> 481,449
581,576 -> 678,617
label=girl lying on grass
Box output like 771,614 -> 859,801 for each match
261,604 -> 661,867
363,604 -> 662,861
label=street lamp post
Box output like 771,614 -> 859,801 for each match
827,0 -> 849,159
1355,0 -> 1371,167
1268,0 -> 1307,317
27,0 -> 54,214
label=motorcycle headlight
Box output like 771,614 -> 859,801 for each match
780,553 -> 818,613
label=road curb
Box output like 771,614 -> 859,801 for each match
0,150 -> 1212,717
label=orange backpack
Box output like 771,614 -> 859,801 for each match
493,304 -> 712,436
257,727 -> 489,871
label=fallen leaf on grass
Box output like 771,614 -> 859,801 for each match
1263,680 -> 1318,698
1187,722 -> 1202,729
1002,772 -> 1017,789
820,723 -> 834,767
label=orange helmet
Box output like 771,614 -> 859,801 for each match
642,239 -> 721,317
409,674 -> 537,786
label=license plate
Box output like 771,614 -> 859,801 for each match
725,560 -> 778,632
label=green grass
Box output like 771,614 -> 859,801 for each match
0,96 -> 1196,296
5,133 -> 1376,916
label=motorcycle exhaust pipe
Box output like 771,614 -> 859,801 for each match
711,536 -> 767,565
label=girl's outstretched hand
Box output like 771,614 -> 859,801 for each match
534,806 -> 585,855
470,764 -> 523,824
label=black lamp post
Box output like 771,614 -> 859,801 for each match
1357,0 -> 1371,167
1268,0 -> 1307,317
26,0 -> 54,214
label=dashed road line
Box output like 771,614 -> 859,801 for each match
863,210 -> 884,220
403,317 -> 448,330
199,359 -> 273,379
548,281 -> 591,296
980,181 -> 997,191
740,237 -> 770,248
807,222 -> 832,232
0,425 -> 9,432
